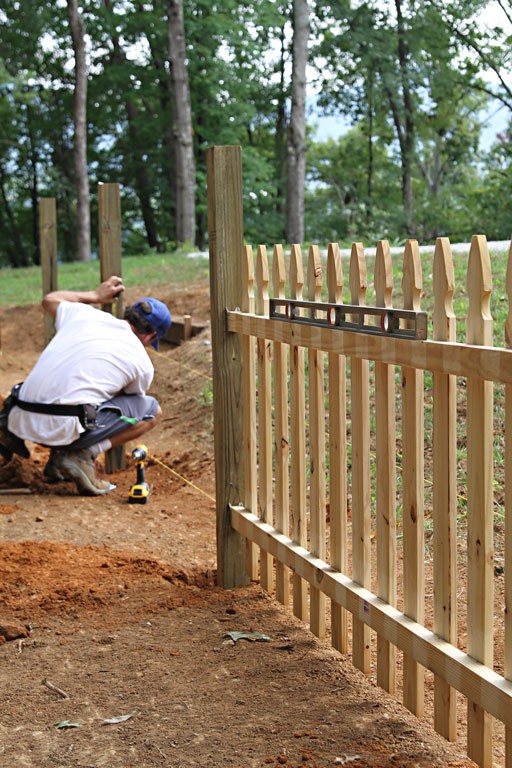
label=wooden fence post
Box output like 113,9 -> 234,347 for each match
98,182 -> 125,473
206,145 -> 249,589
39,198 -> 58,345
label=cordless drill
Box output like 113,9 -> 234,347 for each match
128,444 -> 150,503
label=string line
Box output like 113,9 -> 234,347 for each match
150,454 -> 216,502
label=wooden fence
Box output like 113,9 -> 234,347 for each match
206,146 -> 512,768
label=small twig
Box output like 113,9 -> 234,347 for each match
42,678 -> 69,699
0,487 -> 32,495
16,638 -> 26,654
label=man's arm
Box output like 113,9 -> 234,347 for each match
42,276 -> 125,318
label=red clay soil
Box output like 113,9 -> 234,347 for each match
0,287 -> 477,768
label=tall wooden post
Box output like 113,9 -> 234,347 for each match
98,182 -> 125,473
39,198 -> 58,345
206,145 -> 249,589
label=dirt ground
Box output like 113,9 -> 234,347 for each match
0,282 -> 478,768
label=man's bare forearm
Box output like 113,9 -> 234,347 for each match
42,276 -> 125,317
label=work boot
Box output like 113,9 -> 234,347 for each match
53,448 -> 116,496
0,410 -> 30,462
43,449 -> 66,483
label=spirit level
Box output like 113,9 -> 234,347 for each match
269,298 -> 427,340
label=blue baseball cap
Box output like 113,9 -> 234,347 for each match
133,298 -> 172,349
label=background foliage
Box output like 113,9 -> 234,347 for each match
0,0 -> 511,267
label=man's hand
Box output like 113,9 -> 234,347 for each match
95,275 -> 125,304
42,276 -> 126,317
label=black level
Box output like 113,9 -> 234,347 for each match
269,298 -> 428,340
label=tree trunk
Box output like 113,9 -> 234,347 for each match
286,0 -> 309,245
275,24 -> 287,225
103,0 -> 162,251
125,99 -> 163,251
395,0 -> 415,238
365,72 -> 374,228
0,162 -> 28,267
67,0 -> 91,261
167,0 -> 196,245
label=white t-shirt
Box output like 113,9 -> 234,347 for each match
9,301 -> 154,446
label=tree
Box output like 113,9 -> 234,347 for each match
67,0 -> 91,261
286,0 -> 309,244
167,0 -> 196,245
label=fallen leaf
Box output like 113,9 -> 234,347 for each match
54,720 -> 80,729
224,631 -> 272,643
101,713 -> 134,725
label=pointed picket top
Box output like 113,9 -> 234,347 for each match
327,242 -> 343,304
505,241 -> 512,349
374,240 -> 393,308
349,242 -> 367,306
433,237 -> 455,343
242,245 -> 255,314
402,239 -> 422,312
256,244 -> 269,316
307,244 -> 323,305
290,244 -> 304,301
272,244 -> 286,300
467,234 -> 493,346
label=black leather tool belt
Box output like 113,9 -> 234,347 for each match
6,383 -> 98,430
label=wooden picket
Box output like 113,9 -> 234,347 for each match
289,244 -> 307,621
205,145 -> 512,768
432,237 -> 457,741
326,242 -> 348,655
374,239 -> 397,695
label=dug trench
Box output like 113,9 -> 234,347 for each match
0,287 -> 477,768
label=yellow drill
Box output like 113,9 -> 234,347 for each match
128,444 -> 150,504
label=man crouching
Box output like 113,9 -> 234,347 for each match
0,276 -> 171,496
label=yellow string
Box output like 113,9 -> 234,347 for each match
150,454 -> 216,503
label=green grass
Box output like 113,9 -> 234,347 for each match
0,249 -> 210,307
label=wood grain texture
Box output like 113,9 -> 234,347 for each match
39,197 -> 58,346
206,146 -> 248,589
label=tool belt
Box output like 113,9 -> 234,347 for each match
5,383 -> 99,430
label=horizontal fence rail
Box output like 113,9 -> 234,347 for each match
224,234 -> 512,768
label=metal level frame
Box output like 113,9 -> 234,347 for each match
269,298 -> 428,340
